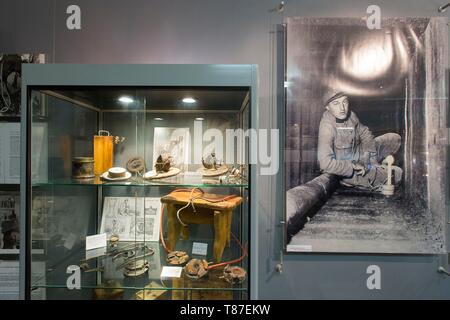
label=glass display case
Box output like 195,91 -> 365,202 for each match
20,64 -> 256,300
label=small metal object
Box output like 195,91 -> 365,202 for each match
115,242 -> 143,252
79,263 -> 90,271
438,3 -> 450,13
124,267 -> 149,277
123,259 -> 149,277
79,263 -> 104,273
438,266 -> 450,276
112,249 -> 135,262
85,267 -> 104,273
109,234 -> 119,247
115,246 -> 154,269
225,164 -> 248,183
125,258 -> 148,270
276,250 -> 284,274
114,136 -> 125,144
132,249 -> 155,261
72,157 -> 95,179
382,155 -> 395,196
275,264 -> 283,273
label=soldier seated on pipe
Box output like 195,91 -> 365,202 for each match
317,90 -> 402,192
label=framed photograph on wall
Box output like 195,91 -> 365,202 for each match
0,54 -> 45,117
0,193 -> 19,251
284,17 -> 448,254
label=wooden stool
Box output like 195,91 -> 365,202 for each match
161,190 -> 242,262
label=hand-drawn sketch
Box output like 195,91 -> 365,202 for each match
105,198 -> 118,218
104,218 -> 128,235
101,197 -> 161,242
129,217 -> 154,239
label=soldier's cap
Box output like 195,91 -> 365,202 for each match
323,90 -> 348,107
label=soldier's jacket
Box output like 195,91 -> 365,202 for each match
318,110 -> 377,177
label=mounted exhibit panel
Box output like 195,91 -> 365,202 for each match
20,64 -> 257,300
284,17 -> 448,254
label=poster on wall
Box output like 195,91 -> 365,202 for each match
0,54 -> 45,117
285,17 -> 447,254
0,123 -> 20,184
0,193 -> 19,251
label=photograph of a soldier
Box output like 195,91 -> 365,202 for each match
318,89 -> 402,192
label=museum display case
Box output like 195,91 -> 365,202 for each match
20,64 -> 256,300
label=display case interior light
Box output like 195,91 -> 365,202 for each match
118,96 -> 134,103
182,97 -> 196,104
154,117 -> 164,121
195,117 -> 204,121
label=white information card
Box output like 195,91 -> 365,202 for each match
192,242 -> 208,256
160,266 -> 182,278
86,233 -> 107,251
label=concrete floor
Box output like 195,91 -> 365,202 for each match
288,187 -> 445,253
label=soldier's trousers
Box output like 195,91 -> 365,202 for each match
341,133 -> 403,191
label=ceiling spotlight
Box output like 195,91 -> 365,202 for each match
154,117 -> 164,121
182,97 -> 196,104
195,117 -> 204,121
118,96 -> 134,103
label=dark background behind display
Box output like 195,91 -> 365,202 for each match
1,0 -> 449,299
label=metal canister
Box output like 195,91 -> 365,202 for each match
72,157 -> 95,179
94,130 -> 114,175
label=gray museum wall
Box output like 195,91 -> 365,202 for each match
1,0 -> 449,299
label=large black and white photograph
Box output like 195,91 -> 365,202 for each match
285,17 -> 448,253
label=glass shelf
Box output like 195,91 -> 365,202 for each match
30,240 -> 247,300
32,174 -> 248,188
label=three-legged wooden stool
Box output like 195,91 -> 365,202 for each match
161,190 -> 242,262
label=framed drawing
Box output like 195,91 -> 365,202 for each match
100,197 -> 161,242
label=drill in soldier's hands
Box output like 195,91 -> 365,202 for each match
352,162 -> 366,176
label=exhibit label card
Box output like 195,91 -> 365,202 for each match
192,242 -> 208,256
86,246 -> 107,261
286,244 -> 312,252
86,233 -> 107,251
160,266 -> 182,278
